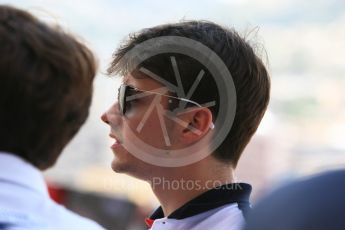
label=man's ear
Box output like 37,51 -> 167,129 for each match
176,107 -> 213,145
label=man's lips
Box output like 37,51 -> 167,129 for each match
109,133 -> 122,148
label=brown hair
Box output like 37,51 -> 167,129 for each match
0,5 -> 97,169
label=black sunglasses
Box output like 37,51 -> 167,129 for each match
117,84 -> 215,129
117,84 -> 206,114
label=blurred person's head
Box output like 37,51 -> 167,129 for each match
102,20 -> 270,180
0,5 -> 97,170
244,170 -> 345,230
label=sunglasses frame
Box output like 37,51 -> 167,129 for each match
117,84 -> 215,129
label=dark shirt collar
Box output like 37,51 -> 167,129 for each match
149,183 -> 252,220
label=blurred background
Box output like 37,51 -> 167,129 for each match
1,0 -> 344,229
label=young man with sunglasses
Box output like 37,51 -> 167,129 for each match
0,5 -> 104,229
102,21 -> 270,230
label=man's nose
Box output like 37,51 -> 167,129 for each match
101,112 -> 109,124
101,103 -> 121,125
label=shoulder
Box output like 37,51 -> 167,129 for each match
244,170 -> 345,230
0,200 -> 105,230
45,201 -> 105,230
189,203 -> 245,230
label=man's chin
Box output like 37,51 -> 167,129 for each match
111,158 -> 136,175
111,158 -> 127,173
111,158 -> 150,181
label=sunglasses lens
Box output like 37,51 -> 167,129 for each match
118,85 -> 126,115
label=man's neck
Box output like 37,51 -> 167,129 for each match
150,157 -> 235,216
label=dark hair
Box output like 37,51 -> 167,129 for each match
108,20 -> 270,167
0,5 -> 97,169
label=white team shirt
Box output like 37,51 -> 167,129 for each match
146,182 -> 252,230
149,203 -> 245,230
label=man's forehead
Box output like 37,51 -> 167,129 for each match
122,70 -> 147,84
122,73 -> 169,91
122,75 -> 130,84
